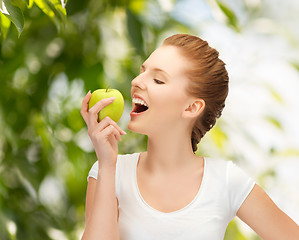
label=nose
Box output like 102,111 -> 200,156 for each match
131,73 -> 147,91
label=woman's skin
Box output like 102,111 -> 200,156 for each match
81,45 -> 299,239
129,46 -> 205,175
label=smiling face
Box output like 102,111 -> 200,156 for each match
128,45 -> 199,136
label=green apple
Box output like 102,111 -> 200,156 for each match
88,87 -> 124,123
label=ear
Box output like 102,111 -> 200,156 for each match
182,99 -> 205,119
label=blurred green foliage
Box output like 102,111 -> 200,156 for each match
0,0 -> 274,239
0,0 -> 190,239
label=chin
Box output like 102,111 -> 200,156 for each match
127,121 -> 148,135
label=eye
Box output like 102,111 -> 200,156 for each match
154,79 -> 164,84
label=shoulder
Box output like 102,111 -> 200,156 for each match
88,152 -> 137,169
206,157 -> 249,175
87,152 -> 140,181
205,157 -> 254,186
117,152 -> 139,159
116,152 -> 140,163
205,157 -> 256,217
205,157 -> 229,167
115,152 -> 140,171
205,157 -> 231,176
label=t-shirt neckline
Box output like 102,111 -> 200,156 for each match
134,152 -> 207,216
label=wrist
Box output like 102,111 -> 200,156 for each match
97,165 -> 116,186
98,162 -> 116,174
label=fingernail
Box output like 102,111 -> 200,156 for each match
109,97 -> 116,100
88,90 -> 91,94
122,130 -> 127,135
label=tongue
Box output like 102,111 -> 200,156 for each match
134,104 -> 148,113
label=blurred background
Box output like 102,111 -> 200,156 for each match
0,0 -> 299,239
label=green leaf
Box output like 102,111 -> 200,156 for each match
2,0 -> 24,36
33,0 -> 67,32
265,116 -> 283,130
0,12 -> 11,40
34,0 -> 55,17
24,0 -> 34,8
34,0 -> 67,17
10,0 -> 26,9
22,0 -> 33,7
49,0 -> 66,15
47,0 -> 67,32
215,0 -> 240,32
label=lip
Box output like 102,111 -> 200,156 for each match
130,93 -> 149,117
130,109 -> 148,117
132,94 -> 148,106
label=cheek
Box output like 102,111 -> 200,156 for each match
152,93 -> 186,118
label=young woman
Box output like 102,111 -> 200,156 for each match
80,34 -> 299,240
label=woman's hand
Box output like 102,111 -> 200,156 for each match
80,91 -> 127,168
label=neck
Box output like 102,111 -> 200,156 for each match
143,129 -> 200,175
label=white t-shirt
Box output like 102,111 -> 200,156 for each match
88,152 -> 255,240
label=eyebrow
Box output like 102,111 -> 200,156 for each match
140,64 -> 171,78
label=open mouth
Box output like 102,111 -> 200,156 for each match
133,103 -> 149,113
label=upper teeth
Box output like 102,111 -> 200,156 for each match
132,98 -> 148,107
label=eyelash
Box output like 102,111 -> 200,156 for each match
154,79 -> 164,84
139,69 -> 164,84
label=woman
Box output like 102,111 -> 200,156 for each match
80,34 -> 299,239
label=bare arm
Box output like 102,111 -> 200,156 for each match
237,184 -> 299,240
85,178 -> 97,223
80,91 -> 125,240
82,166 -> 119,240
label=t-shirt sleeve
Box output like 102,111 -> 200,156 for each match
227,161 -> 256,218
87,160 -> 99,182
86,155 -> 121,182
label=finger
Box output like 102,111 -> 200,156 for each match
111,125 -> 121,142
114,129 -> 121,141
80,90 -> 91,121
108,125 -> 121,142
96,116 -> 127,135
88,97 -> 116,126
89,117 -> 125,141
100,124 -> 121,142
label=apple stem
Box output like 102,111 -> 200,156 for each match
106,85 -> 110,92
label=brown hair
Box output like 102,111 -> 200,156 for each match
163,34 -> 229,152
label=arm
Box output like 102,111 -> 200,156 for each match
82,166 -> 119,240
237,184 -> 299,240
80,91 -> 125,240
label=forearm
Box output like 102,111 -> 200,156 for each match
82,165 -> 119,240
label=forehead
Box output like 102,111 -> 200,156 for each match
143,46 -> 190,79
